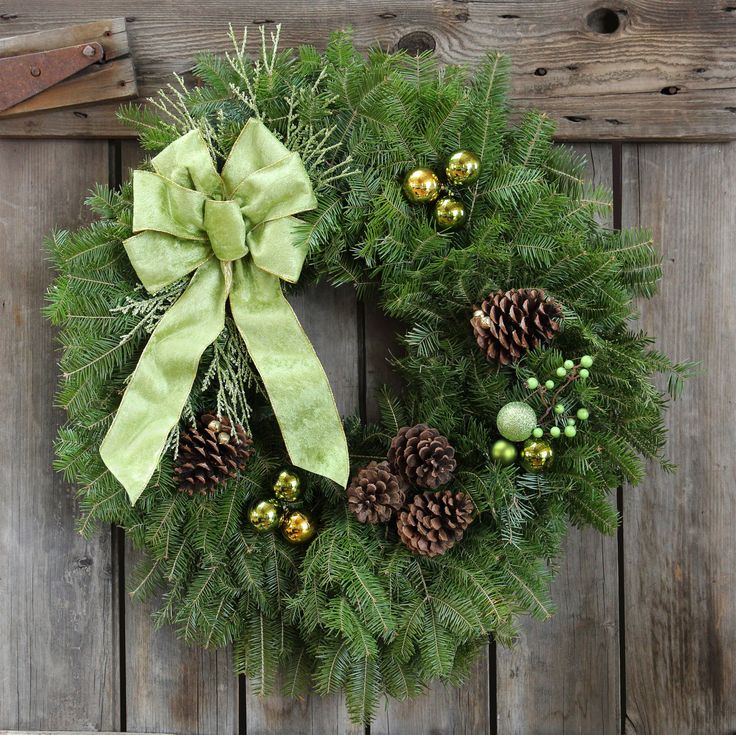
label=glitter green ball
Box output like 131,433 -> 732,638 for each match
579,368 -> 590,379
554,403 -> 565,414
564,425 -> 577,438
556,367 -> 567,377
496,401 -> 537,442
527,377 -> 539,390
550,426 -> 561,438
545,380 -> 555,390
563,359 -> 574,370
532,427 -> 544,438
577,408 -> 590,420
580,355 -> 593,368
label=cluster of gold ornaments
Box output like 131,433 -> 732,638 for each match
402,150 -> 481,230
247,470 -> 317,544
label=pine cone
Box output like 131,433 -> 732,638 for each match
388,424 -> 457,489
396,489 -> 474,557
175,413 -> 254,496
347,461 -> 406,524
471,288 -> 561,365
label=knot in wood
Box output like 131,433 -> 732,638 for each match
396,30 -> 436,55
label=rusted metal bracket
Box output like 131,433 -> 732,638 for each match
0,42 -> 104,113
0,19 -> 137,120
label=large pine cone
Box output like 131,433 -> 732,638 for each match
396,489 -> 474,557
347,461 -> 406,524
471,288 -> 561,365
388,424 -> 457,489
175,413 -> 254,496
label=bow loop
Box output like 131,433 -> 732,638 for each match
100,119 -> 350,505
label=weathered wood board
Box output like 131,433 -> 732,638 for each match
496,144 -> 621,735
0,1 -> 734,139
0,141 -> 119,729
621,142 -> 736,734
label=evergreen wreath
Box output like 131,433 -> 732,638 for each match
44,26 -> 690,724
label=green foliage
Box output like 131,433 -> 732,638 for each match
45,25 -> 686,726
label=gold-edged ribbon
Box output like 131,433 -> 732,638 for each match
100,120 -> 349,504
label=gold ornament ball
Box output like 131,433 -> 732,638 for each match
445,150 -> 481,187
281,509 -> 317,544
273,470 -> 302,502
491,439 -> 518,466
433,197 -> 467,230
520,439 -> 555,473
402,167 -> 441,204
248,499 -> 281,532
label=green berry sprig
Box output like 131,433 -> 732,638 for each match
524,355 -> 594,440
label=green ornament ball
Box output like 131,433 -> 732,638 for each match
554,403 -> 565,415
580,355 -> 593,368
545,380 -> 555,390
496,401 -> 537,442
564,425 -> 577,438
563,359 -> 574,370
567,418 -> 576,426
527,377 -> 539,390
556,366 -> 567,377
579,368 -> 590,379
491,439 -> 518,466
549,426 -> 561,438
577,408 -> 590,420
532,427 -> 544,438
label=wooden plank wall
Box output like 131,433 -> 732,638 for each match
1,5 -> 735,735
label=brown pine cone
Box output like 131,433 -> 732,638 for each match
347,461 -> 406,524
175,413 -> 254,496
388,424 -> 457,489
396,489 -> 474,557
470,288 -> 561,365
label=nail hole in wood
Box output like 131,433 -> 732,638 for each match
499,14 -> 520,19
456,12 -> 469,21
73,111 -> 89,118
725,107 -> 736,113
125,16 -> 136,22
724,5 -> 736,11
379,12 -> 397,19
534,68 -> 547,76
661,86 -> 680,95
1,13 -> 18,20
605,118 -> 623,125
396,31 -> 436,55
564,115 -> 589,122
586,8 -> 621,33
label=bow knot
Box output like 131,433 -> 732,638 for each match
100,120 -> 350,504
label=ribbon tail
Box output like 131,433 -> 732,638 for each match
100,257 -> 227,504
230,259 -> 350,487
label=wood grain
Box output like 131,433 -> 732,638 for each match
245,285 -> 362,734
0,1 -> 734,139
0,140 -> 119,729
621,143 -> 736,734
496,144 -> 621,735
0,18 -> 137,118
118,141 -> 239,735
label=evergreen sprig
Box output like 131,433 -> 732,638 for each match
45,26 -> 686,725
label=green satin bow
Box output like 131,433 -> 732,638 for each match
100,119 -> 350,504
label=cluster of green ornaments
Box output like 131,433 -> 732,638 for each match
402,150 -> 481,230
492,355 -> 594,473
247,470 -> 317,543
